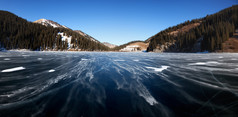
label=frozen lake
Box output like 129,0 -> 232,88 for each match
0,51 -> 238,117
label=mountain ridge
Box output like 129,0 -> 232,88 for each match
34,19 -> 69,29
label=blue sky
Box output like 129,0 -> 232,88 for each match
0,0 -> 237,45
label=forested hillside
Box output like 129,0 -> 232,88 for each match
0,11 -> 109,51
147,5 -> 238,52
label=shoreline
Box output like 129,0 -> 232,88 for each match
1,49 -> 238,54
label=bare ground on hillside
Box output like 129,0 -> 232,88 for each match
217,29 -> 238,52
169,23 -> 201,36
129,42 -> 149,50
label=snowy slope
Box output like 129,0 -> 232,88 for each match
34,19 -> 99,43
58,32 -> 72,48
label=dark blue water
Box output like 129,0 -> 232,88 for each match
0,51 -> 238,117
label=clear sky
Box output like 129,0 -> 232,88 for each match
0,0 -> 237,45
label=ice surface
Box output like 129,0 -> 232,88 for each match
1,67 -> 25,72
0,52 -> 237,117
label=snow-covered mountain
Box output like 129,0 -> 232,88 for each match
33,19 -> 69,29
34,19 -> 99,43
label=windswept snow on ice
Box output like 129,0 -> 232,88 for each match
1,67 -> 25,72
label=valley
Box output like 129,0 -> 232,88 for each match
0,5 -> 238,52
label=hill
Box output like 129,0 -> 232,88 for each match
102,42 -> 117,48
146,5 -> 238,52
112,41 -> 148,52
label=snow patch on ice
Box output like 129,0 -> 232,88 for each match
49,69 -> 55,72
22,55 -> 30,57
189,61 -> 219,66
146,66 -> 169,72
133,60 -> 139,61
189,62 -> 206,65
81,58 -> 88,61
114,60 -> 125,61
1,67 -> 25,72
37,58 -> 43,60
4,58 -> 10,61
206,61 -> 219,64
